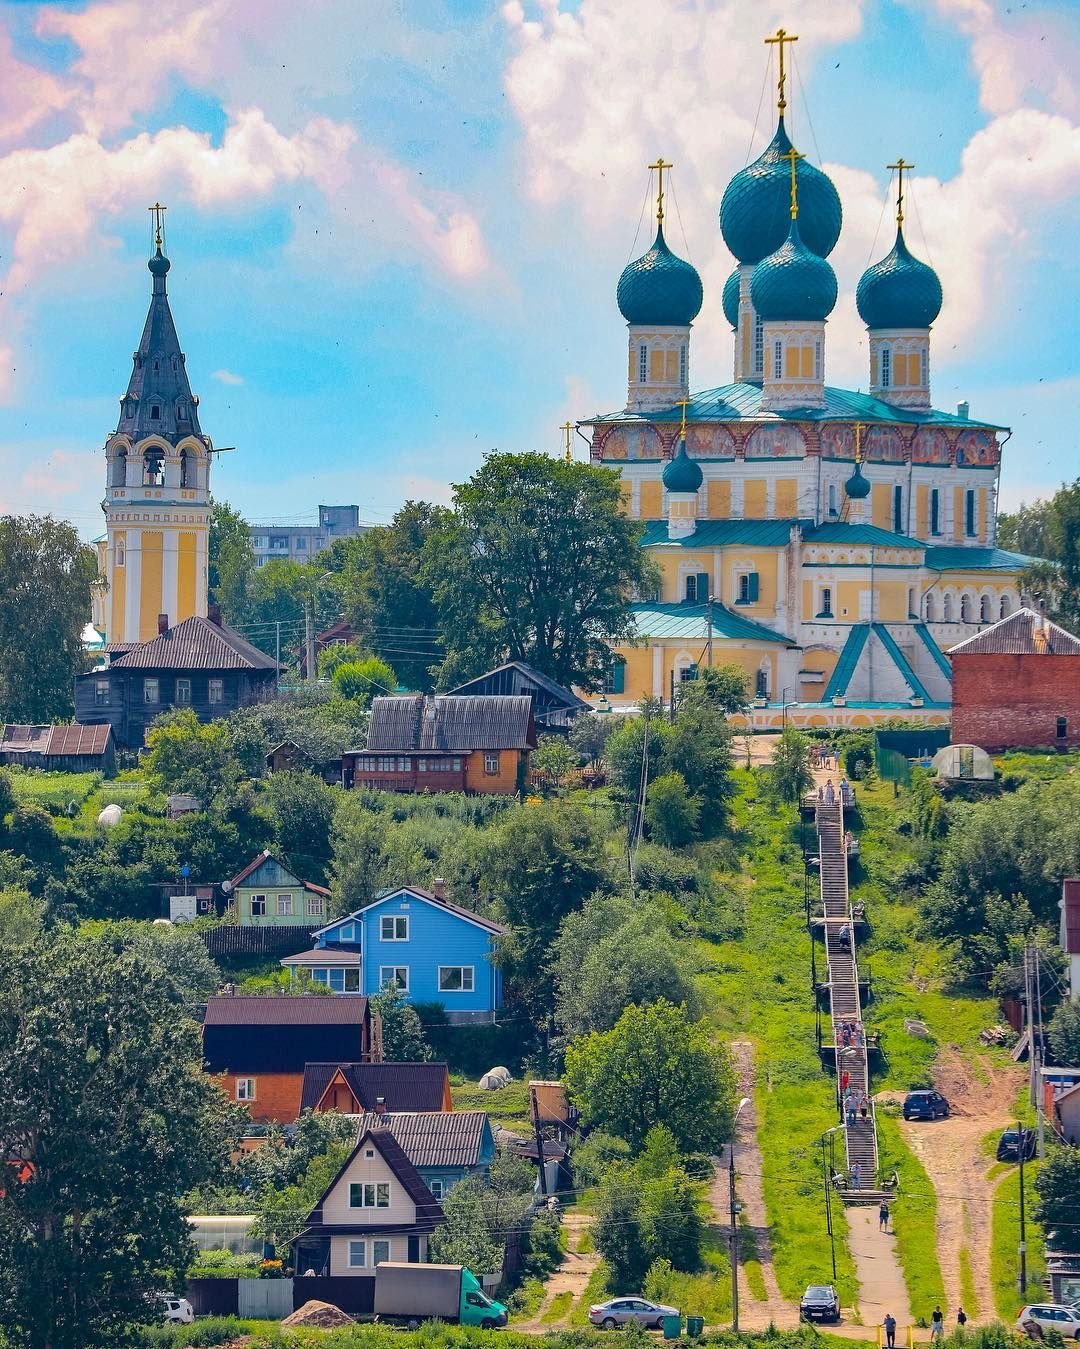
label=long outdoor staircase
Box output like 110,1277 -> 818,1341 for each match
816,798 -> 885,1201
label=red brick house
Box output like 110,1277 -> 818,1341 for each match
949,608 -> 1080,751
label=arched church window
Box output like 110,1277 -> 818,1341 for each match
924,592 -> 937,622
753,315 -> 764,375
112,450 -> 127,488
773,339 -> 782,377
980,595 -> 991,622
1000,595 -> 1010,620
684,574 -> 698,603
828,483 -> 838,517
679,345 -> 687,386
960,595 -> 972,622
179,450 -> 191,489
143,448 -> 164,486
943,594 -> 953,621
755,667 -> 769,699
115,541 -> 125,568
150,405 -> 161,421
638,345 -> 648,383
881,348 -> 891,388
815,342 -> 822,381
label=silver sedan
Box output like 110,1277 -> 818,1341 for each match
589,1297 -> 679,1330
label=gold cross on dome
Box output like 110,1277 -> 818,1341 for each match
148,201 -> 167,250
561,421 -> 574,463
765,28 -> 799,115
648,158 -> 673,225
887,158 -> 915,228
853,421 -> 866,464
783,146 -> 805,219
676,397 -> 691,440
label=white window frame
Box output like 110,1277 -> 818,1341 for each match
439,966 -> 475,993
484,752 -> 500,775
380,965 -> 409,992
380,914 -> 409,942
881,347 -> 891,388
236,1078 -> 256,1101
143,677 -> 159,704
348,1240 -> 366,1268
306,895 -> 324,917
638,344 -> 647,383
349,1181 -> 391,1209
773,338 -> 782,377
817,586 -> 833,619
337,922 -> 357,943
277,894 -> 294,916
429,1179 -> 444,1201
249,893 -> 266,917
208,678 -> 224,705
678,344 -> 687,386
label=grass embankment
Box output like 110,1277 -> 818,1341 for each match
877,1114 -> 947,1323
989,1162 -> 1044,1322
450,1077 -> 532,1131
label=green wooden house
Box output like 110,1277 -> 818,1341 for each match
223,850 -> 330,927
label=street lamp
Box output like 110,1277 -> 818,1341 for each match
820,1125 -> 843,1284
729,1097 -> 751,1332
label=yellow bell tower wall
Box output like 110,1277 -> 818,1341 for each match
139,530 -> 164,641
178,531 -> 198,621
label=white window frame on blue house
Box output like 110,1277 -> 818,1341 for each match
380,914 -> 409,941
428,1179 -> 444,1200
438,966 -> 475,993
380,965 -> 409,992
312,967 -> 361,993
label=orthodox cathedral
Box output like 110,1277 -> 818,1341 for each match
580,32 -> 1034,727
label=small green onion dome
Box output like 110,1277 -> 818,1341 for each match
720,117 -> 842,265
856,226 -> 942,330
617,224 -> 703,326
844,461 -> 871,499
662,437 -> 703,494
722,269 -> 741,329
750,219 -> 837,323
148,247 -> 171,278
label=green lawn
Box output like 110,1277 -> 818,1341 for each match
989,1162 -> 1044,1321
450,1076 -> 532,1131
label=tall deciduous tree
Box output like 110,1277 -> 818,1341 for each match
768,727 -> 814,806
1034,1144 -> 1080,1233
423,453 -> 654,690
208,500 -> 257,627
0,931 -> 242,1349
0,515 -> 99,723
999,479 -> 1080,633
565,999 -> 737,1154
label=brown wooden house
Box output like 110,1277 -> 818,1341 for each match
342,694 -> 535,795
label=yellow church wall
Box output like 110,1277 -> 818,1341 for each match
876,581 -> 913,622
775,479 -> 797,516
178,531 -> 197,621
744,480 -> 767,518
915,485 -> 929,538
640,481 -> 662,519
836,580 -> 867,621
871,483 -> 891,529
707,480 -> 731,519
619,646 -> 654,698
619,481 -> 633,513
139,530 -> 164,642
802,579 -> 813,621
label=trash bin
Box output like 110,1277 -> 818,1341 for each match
687,1316 -> 705,1337
662,1315 -> 682,1339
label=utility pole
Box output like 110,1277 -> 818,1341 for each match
1024,944 -> 1036,1105
707,594 -> 714,668
669,669 -> 676,723
820,1134 -> 837,1283
305,602 -> 315,682
1018,1120 -> 1027,1295
729,1143 -> 739,1332
1035,947 -> 1047,1159
275,621 -> 281,686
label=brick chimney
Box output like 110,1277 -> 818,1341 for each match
157,613 -> 169,635
207,602 -> 222,626
432,877 -> 447,901
374,1096 -> 387,1116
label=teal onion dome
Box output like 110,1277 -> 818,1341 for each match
722,269 -> 741,329
662,438 -> 703,494
148,247 -> 171,278
750,219 -> 837,322
856,226 -> 942,330
844,461 -> 871,500
617,224 -> 703,326
720,117 -> 842,264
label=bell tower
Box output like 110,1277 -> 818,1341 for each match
102,205 -> 213,644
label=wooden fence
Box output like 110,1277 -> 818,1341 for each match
201,925 -> 318,959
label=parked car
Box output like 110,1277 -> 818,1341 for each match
157,1295 -> 194,1325
1016,1304 -> 1080,1338
902,1090 -> 950,1121
800,1285 -> 841,1323
589,1297 -> 679,1330
996,1128 -> 1037,1162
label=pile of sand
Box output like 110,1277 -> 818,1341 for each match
281,1299 -> 356,1329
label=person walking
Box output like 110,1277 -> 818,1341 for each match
879,1200 -> 890,1232
851,1162 -> 861,1190
860,1094 -> 869,1120
931,1307 -> 944,1341
824,779 -> 836,804
841,1070 -> 850,1094
883,1314 -> 897,1349
957,1308 -> 968,1330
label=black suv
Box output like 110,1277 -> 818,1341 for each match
800,1285 -> 841,1323
903,1090 -> 950,1121
996,1128 -> 1037,1162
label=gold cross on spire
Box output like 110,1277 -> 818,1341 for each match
648,158 -> 673,225
853,421 -> 866,464
676,397 -> 691,441
783,146 -> 805,219
148,201 -> 167,251
887,158 -> 914,228
561,421 -> 574,464
765,28 -> 799,115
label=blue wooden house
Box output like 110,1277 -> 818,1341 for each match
380,1111 -> 496,1201
280,885 -> 506,1023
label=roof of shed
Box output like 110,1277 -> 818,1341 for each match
365,694 -> 535,752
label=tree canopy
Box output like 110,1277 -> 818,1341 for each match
422,453 -> 654,690
999,478 -> 1080,632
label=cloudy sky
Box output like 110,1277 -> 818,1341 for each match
0,0 -> 1077,535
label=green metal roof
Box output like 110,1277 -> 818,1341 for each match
804,522 -> 924,548
630,601 -> 793,645
639,518 -> 806,548
923,546 -> 1037,572
585,382 -> 1007,430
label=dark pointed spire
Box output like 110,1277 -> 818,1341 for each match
116,233 -> 202,443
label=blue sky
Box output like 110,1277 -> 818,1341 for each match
0,0 -> 1077,536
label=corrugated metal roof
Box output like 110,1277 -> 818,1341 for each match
300,1062 -> 451,1114
366,695 -> 535,752
639,519 -> 805,548
204,994 -> 370,1026
923,546 -> 1037,572
282,949 -> 360,968
804,523 -> 924,548
584,382 -> 1008,430
1,723 -> 112,756
110,615 -> 279,671
380,1111 -> 490,1167
949,608 -> 1080,656
629,601 -> 794,644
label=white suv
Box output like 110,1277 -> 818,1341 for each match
160,1294 -> 194,1325
1017,1304 -> 1080,1338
